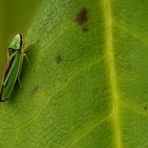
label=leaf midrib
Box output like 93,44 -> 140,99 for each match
103,0 -> 122,148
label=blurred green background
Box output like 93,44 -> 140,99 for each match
0,0 -> 41,81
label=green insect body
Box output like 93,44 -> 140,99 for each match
0,34 -> 25,102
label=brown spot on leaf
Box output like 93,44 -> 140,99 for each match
144,106 -> 147,110
82,27 -> 89,32
55,55 -> 63,64
100,125 -> 103,128
75,7 -> 89,32
76,7 -> 88,25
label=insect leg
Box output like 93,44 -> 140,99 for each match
24,53 -> 31,67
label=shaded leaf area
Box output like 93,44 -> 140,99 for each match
0,0 -> 148,148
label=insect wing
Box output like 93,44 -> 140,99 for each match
0,52 -> 22,101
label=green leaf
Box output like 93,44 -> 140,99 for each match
0,0 -> 148,148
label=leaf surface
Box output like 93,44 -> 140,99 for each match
0,0 -> 148,148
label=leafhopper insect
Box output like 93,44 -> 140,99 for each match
0,34 -> 27,102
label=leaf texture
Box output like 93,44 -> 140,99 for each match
0,0 -> 148,148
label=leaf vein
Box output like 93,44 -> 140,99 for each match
17,56 -> 105,130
